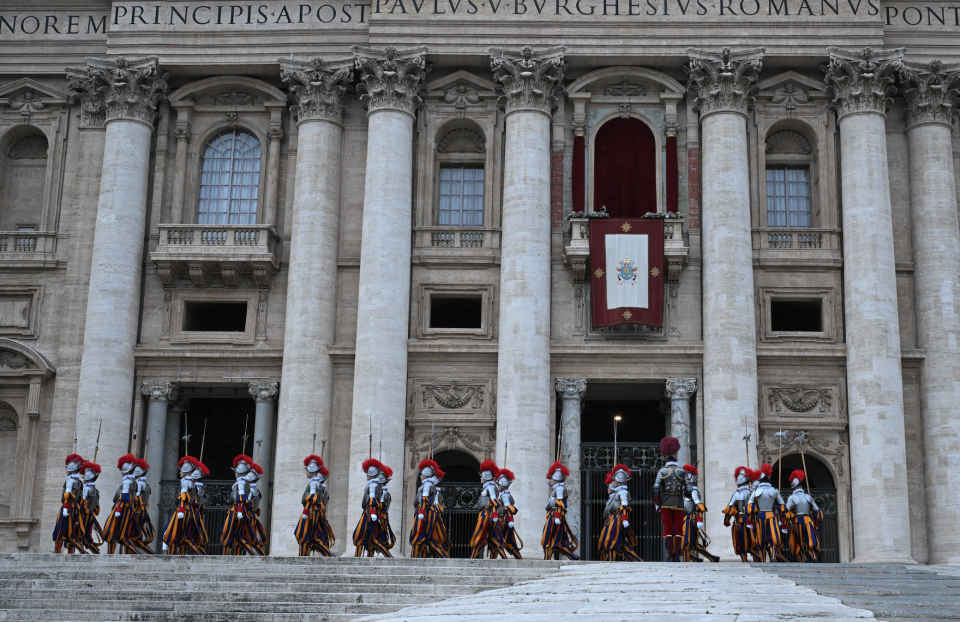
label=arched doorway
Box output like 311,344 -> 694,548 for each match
435,450 -> 481,558
592,117 -> 658,218
772,453 -> 840,563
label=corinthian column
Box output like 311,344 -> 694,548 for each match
270,56 -> 354,555
556,378 -> 586,540
67,57 -> 169,495
899,60 -> 960,564
140,381 -> 177,551
665,378 -> 697,465
490,45 -> 566,551
685,47 -> 763,558
823,46 -> 913,563
345,46 -> 428,552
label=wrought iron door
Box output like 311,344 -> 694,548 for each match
776,488 -> 840,563
438,482 -> 483,558
159,479 -> 238,555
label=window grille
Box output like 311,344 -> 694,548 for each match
439,166 -> 484,226
766,166 -> 811,227
198,130 -> 262,225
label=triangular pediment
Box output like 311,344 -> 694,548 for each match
757,71 -> 827,94
0,78 -> 69,104
426,70 -> 496,95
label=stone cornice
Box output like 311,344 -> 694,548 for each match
351,45 -> 429,117
279,56 -> 354,125
685,47 -> 765,117
822,46 -> 905,120
489,45 -> 567,117
65,56 -> 169,127
898,59 -> 960,129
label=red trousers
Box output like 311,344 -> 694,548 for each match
661,508 -> 685,555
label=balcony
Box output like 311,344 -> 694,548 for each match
0,231 -> 57,268
412,227 -> 501,265
752,228 -> 842,268
150,224 -> 281,288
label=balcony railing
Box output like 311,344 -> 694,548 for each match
753,228 -> 841,252
415,227 -> 501,251
151,224 -> 281,286
0,231 -> 57,267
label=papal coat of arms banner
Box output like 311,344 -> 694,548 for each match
589,219 -> 664,328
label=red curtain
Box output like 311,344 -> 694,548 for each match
593,118 -> 657,218
572,134 -> 585,214
666,134 -> 678,213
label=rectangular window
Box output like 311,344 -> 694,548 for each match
439,166 -> 484,227
766,167 -> 811,227
771,298 -> 823,332
182,301 -> 248,332
429,295 -> 483,329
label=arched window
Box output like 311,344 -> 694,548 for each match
198,129 -> 262,225
593,117 -> 657,218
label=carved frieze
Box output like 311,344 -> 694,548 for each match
407,425 -> 495,469
758,426 -> 849,480
66,56 -> 170,126
898,59 -> 960,128
279,56 -> 354,124
442,83 -> 481,118
762,382 -> 842,419
685,47 -> 765,116
822,46 -> 904,119
601,81 -> 648,97
422,384 -> 484,409
771,82 -> 810,110
0,350 -> 30,370
211,90 -> 258,106
8,89 -> 46,120
352,45 -> 429,116
489,45 -> 566,116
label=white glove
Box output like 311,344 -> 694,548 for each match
508,521 -> 515,528
554,517 -> 561,525
237,511 -> 243,518
162,542 -> 168,551
115,511 -> 122,517
177,511 -> 184,519
370,514 -> 378,522
417,513 -> 425,520
655,506 -> 660,512
622,520 -> 629,527
698,522 -> 704,530
62,508 -> 69,516
492,516 -> 498,522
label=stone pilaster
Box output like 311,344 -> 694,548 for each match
899,60 -> 960,564
271,56 -> 353,555
249,381 -> 279,539
823,46 -> 913,563
490,45 -> 565,552
556,378 -> 586,540
66,56 -> 168,497
685,47 -> 763,559
140,381 -> 177,552
345,46 -> 428,554
664,378 -> 697,466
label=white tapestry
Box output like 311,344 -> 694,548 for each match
604,233 -> 649,310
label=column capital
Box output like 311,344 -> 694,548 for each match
822,46 -> 905,120
279,56 -> 354,125
66,56 -> 169,127
899,59 -> 960,129
556,377 -> 587,400
665,378 -> 697,400
248,381 -> 279,403
351,45 -> 429,117
490,45 -> 567,117
141,381 -> 178,403
685,47 -> 764,118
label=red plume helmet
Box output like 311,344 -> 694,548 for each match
135,458 -> 150,471
683,464 -> 698,476
65,454 -> 84,466
199,462 -> 210,476
760,463 -> 773,479
479,459 -> 499,477
499,468 -> 516,482
789,470 -> 806,484
178,456 -> 198,470
303,455 -> 324,468
418,458 -> 440,474
362,458 -> 385,474
250,463 -> 263,475
546,461 -> 570,479
382,464 -> 393,478
435,468 -> 446,480
117,453 -> 136,470
748,468 -> 761,482
319,465 -> 330,477
660,436 -> 681,458
80,461 -> 101,475
233,454 -> 253,469
604,473 -> 614,485
734,466 -> 748,480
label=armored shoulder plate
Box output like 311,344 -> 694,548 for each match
658,465 -> 685,496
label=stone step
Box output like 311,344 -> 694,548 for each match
0,579 -> 507,595
0,554 -> 563,568
0,589 -> 451,605
0,609 -> 361,622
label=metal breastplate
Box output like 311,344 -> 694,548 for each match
684,496 -> 695,513
499,491 -> 514,508
363,481 -> 380,510
732,488 -> 751,513
616,487 -> 630,506
754,486 -> 779,512
477,483 -> 497,508
790,491 -> 812,515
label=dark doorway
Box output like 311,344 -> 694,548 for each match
435,450 -> 482,559
772,453 -> 840,563
593,117 -> 658,218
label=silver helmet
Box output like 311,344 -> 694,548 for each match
496,474 -> 512,488
232,456 -> 252,475
80,464 -> 100,482
376,471 -> 390,485
305,459 -> 321,474
118,455 -> 136,475
612,465 -> 631,483
65,455 -> 84,473
735,467 -> 750,486
132,461 -> 148,478
179,458 -> 197,475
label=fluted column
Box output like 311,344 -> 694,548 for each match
489,45 -> 566,551
665,378 -> 697,465
141,381 -> 177,551
271,56 -> 353,556
899,60 -> 960,564
67,57 -> 169,496
685,47 -> 763,558
345,46 -> 429,553
824,46 -> 913,563
556,378 -> 586,540
250,381 -> 279,538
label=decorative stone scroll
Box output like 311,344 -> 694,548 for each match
248,381 -> 279,403
898,59 -> 960,129
352,45 -> 429,117
140,381 -> 178,403
442,83 -> 481,118
685,47 -> 765,116
768,386 -> 832,414
556,377 -> 587,400
822,47 -> 905,119
489,45 -> 567,116
66,56 -> 169,126
279,56 -> 354,125
665,378 -> 697,399
422,384 -> 484,409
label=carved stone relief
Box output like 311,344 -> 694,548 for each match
442,83 -> 481,118
761,382 -> 843,419
407,426 -> 495,469
437,128 -> 485,153
770,82 -> 810,110
7,89 -> 46,120
765,130 -> 812,154
8,136 -> 48,160
211,90 -> 258,106
0,350 -> 30,370
422,384 -> 484,409
601,82 -> 649,96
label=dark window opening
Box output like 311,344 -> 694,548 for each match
771,299 -> 822,332
183,301 -> 248,332
430,296 -> 482,329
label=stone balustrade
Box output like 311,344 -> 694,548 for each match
418,227 -> 500,249
0,231 -> 57,268
151,223 -> 280,287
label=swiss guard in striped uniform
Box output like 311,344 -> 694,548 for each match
597,464 -> 642,561
496,468 -> 523,559
653,437 -> 686,562
784,470 -> 822,562
129,459 -> 154,553
52,453 -> 85,553
541,461 -> 579,560
679,464 -> 719,562
353,458 -> 394,557
78,460 -> 103,554
221,454 -> 265,555
104,454 -> 151,554
295,455 -> 335,556
162,456 -> 206,554
746,463 -> 785,562
723,466 -> 757,562
410,459 -> 450,558
469,460 -> 504,558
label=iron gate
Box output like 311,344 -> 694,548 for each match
439,483 -> 482,558
776,488 -> 840,563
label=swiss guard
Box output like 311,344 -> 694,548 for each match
410,459 -> 450,558
295,455 -> 335,556
104,453 -> 151,554
541,461 -> 579,560
52,453 -> 85,553
652,437 -> 686,562
162,455 -> 205,554
221,454 -> 265,555
747,463 -> 786,562
78,460 -> 103,554
679,464 -> 719,562
470,460 -> 505,559
247,462 -> 269,551
353,458 -> 394,557
130,458 -> 154,553
598,464 -> 642,561
722,466 -> 757,562
496,468 -> 523,559
784,470 -> 822,562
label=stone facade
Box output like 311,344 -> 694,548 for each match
0,2 -> 957,564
